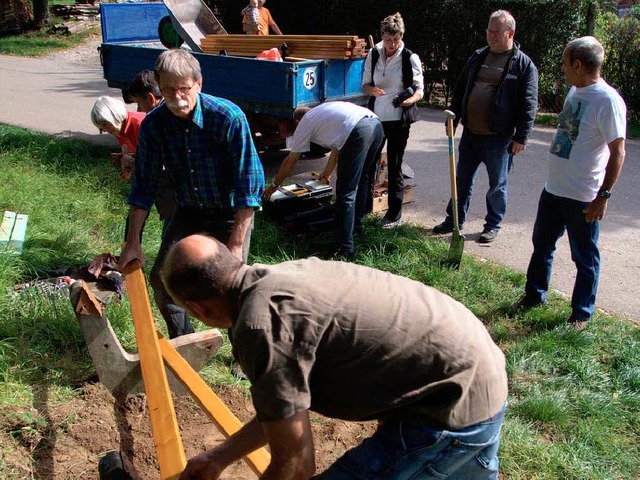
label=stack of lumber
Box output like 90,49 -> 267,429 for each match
51,4 -> 99,20
200,34 -> 367,60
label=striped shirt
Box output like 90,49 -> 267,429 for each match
128,93 -> 264,211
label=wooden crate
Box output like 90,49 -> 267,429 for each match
372,184 -> 415,213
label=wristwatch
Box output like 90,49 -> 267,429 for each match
597,188 -> 611,199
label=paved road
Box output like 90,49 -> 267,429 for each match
1,53 -> 638,322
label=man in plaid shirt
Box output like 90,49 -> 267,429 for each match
119,49 -> 264,339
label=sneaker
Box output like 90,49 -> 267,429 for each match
478,228 -> 499,243
432,221 -> 455,234
569,318 -> 589,330
379,217 -> 401,229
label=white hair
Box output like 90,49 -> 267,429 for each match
90,96 -> 127,129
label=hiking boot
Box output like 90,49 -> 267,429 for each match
432,221 -> 455,235
478,228 -> 499,243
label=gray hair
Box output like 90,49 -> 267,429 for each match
154,49 -> 202,83
381,12 -> 405,36
90,96 -> 127,129
565,36 -> 604,73
490,10 -> 516,31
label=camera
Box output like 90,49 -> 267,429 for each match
392,87 -> 414,108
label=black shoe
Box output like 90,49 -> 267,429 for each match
332,247 -> 355,261
510,294 -> 544,312
478,228 -> 499,243
432,221 -> 455,234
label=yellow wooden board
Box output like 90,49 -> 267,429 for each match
124,261 -> 186,480
159,337 -> 271,476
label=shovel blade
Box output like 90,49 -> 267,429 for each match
446,230 -> 465,268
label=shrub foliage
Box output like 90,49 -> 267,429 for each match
210,0 -> 638,119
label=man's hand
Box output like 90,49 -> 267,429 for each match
178,450 -> 224,480
510,141 -> 525,155
263,183 -> 278,201
119,240 -> 145,270
583,197 -> 608,223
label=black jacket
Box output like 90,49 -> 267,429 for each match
450,42 -> 538,145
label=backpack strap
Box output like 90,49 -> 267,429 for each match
370,47 -> 380,87
401,47 -> 414,89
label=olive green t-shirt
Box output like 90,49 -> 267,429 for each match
230,258 -> 507,429
466,49 -> 513,134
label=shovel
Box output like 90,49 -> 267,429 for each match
444,110 -> 465,268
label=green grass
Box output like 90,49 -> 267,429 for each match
0,24 -> 98,57
0,124 -> 639,478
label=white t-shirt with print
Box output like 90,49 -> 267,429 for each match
546,80 -> 626,202
289,102 -> 377,152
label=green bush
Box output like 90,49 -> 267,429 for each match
208,1 -> 638,120
596,9 -> 640,122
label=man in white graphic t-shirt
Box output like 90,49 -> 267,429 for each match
519,36 -> 626,330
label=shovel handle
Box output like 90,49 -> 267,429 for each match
443,111 -> 461,229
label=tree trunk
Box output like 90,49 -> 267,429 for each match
585,1 -> 598,36
0,0 -> 33,32
33,0 -> 49,28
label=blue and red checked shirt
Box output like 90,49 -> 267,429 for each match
128,93 -> 264,212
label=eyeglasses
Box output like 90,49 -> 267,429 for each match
486,29 -> 509,35
159,83 -> 196,97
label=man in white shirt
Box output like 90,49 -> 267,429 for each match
519,37 -> 626,330
263,101 -> 384,257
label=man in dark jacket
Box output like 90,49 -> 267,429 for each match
433,10 -> 538,243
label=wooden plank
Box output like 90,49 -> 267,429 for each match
124,261 -> 186,480
207,34 -> 359,41
159,337 -> 271,477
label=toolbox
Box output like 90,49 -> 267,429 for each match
263,179 -> 334,232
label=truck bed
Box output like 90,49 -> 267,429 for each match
99,2 -> 367,119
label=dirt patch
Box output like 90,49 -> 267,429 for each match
0,382 -> 376,478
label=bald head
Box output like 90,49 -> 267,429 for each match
162,234 -> 242,303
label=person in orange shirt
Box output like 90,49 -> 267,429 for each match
246,0 -> 282,35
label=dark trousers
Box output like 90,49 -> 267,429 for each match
379,121 -> 411,222
149,206 -> 252,338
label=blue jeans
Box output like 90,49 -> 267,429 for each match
444,130 -> 512,231
525,189 -> 600,321
335,117 -> 384,252
315,405 -> 505,480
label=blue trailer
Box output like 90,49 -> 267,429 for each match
99,2 -> 368,148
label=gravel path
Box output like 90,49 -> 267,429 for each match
44,33 -> 102,65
